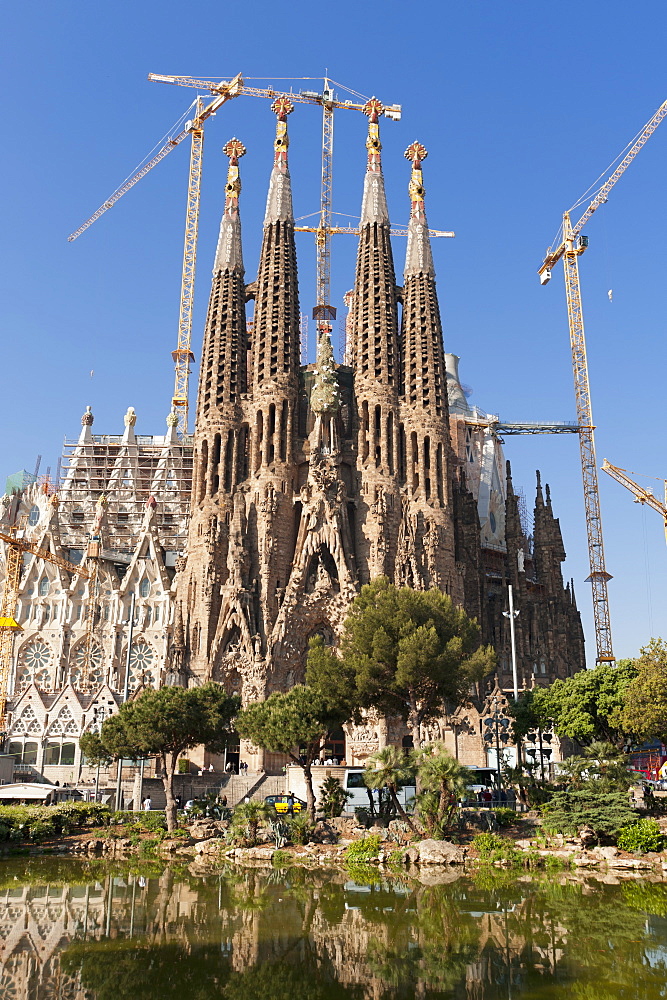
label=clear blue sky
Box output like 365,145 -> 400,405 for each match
2,0 -> 666,663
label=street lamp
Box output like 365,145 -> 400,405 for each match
116,592 -> 137,811
88,704 -> 107,802
482,696 -> 512,803
502,584 -> 520,700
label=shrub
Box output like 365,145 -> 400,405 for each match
0,803 -> 112,844
541,787 -> 637,842
178,759 -> 191,774
288,813 -> 314,846
272,849 -> 293,868
346,834 -> 381,863
473,832 -> 521,864
138,838 -> 160,857
616,818 -> 665,854
133,811 -> 167,834
318,776 -> 351,818
493,807 -> 519,828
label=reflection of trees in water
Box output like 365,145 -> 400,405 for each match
2,863 -> 667,1000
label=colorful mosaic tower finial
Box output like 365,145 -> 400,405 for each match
363,97 -> 384,173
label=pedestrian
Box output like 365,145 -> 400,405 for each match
143,796 -> 151,811
221,794 -> 228,808
208,763 -> 214,772
175,795 -> 182,808
226,762 -> 233,774
287,791 -> 295,816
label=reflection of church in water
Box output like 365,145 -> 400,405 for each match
0,868 -> 617,1000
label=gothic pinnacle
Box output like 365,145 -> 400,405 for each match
404,141 -> 434,277
214,138 -> 246,273
264,97 -> 294,224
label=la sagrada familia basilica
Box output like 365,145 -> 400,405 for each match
0,96 -> 584,781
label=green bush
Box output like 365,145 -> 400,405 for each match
473,832 -> 521,864
0,802 -> 112,844
616,818 -> 665,854
287,812 -> 314,846
346,834 -> 381,863
178,759 -> 191,773
138,837 -> 161,857
132,811 -> 167,834
318,776 -> 351,818
541,787 -> 637,842
493,807 -> 519,828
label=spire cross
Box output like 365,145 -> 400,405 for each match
223,138 -> 247,165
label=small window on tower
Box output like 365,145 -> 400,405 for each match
28,505 -> 40,527
139,578 -> 150,599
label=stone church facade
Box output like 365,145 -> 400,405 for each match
0,99 -> 584,777
170,99 -> 585,769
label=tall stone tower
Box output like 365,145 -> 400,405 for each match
170,98 -> 584,769
395,141 -> 460,600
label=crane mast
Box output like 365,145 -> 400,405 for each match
171,100 -> 202,436
562,212 -> 613,661
538,98 -> 667,663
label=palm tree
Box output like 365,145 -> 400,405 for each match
364,746 -> 419,834
415,742 -> 471,837
232,800 -> 271,845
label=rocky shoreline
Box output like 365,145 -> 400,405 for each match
16,812 -> 667,880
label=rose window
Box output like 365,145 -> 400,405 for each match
16,642 -> 53,690
128,641 -> 157,690
69,643 -> 105,689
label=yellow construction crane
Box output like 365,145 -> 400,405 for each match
0,523 -> 92,731
602,460 -> 667,542
538,98 -> 667,663
68,74 -> 244,437
148,75 -> 403,340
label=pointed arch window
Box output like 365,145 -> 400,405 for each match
139,578 -> 151,599
38,577 -> 49,597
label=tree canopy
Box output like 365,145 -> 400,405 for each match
526,659 -> 637,745
236,655 -> 356,820
338,577 -> 495,748
86,684 -> 239,829
621,638 -> 667,745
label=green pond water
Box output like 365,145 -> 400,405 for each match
1,858 -> 666,999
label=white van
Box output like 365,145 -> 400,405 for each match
342,768 -> 416,814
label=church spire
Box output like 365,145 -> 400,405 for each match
360,97 -> 389,224
349,98 -> 398,387
197,138 -> 248,422
400,142 -> 446,414
252,98 -> 300,391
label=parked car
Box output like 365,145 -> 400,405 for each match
265,793 -> 307,815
